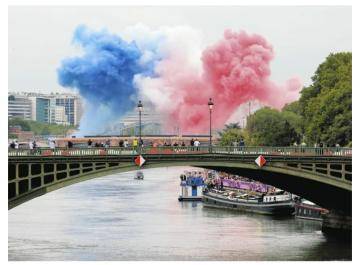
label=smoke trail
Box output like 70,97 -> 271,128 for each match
137,29 -> 302,134
57,25 -> 161,134
58,25 -> 301,135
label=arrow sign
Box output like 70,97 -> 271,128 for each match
255,155 -> 266,167
135,155 -> 146,167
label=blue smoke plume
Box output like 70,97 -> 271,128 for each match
57,25 -> 160,135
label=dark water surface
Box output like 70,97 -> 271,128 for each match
8,167 -> 351,261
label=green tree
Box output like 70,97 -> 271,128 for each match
301,52 -> 352,146
8,118 -> 76,136
224,122 -> 241,130
245,107 -> 300,146
219,128 -> 245,146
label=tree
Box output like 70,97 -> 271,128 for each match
219,128 -> 245,146
225,122 -> 241,130
245,107 -> 300,146
8,118 -> 76,136
301,52 -> 352,146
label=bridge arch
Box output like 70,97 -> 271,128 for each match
8,156 -> 351,213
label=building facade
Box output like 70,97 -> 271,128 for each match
8,94 -> 32,120
8,92 -> 82,126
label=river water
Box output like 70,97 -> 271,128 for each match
8,166 -> 351,261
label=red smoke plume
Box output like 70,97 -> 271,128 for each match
164,30 -> 301,134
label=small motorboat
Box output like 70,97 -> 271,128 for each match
134,171 -> 144,180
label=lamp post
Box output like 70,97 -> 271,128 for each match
208,98 -> 214,152
137,100 -> 143,146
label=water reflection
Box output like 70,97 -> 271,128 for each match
8,167 -> 351,261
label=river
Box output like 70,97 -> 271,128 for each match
8,166 -> 351,261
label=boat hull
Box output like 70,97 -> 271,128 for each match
178,196 -> 202,202
295,203 -> 328,221
203,192 -> 295,216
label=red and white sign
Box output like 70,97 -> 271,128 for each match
255,155 -> 266,167
135,155 -> 146,167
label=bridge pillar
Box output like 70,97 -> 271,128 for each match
15,164 -> 19,196
322,210 -> 352,240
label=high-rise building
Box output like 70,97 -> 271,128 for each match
8,94 -> 32,120
8,92 -> 82,126
35,97 -> 50,123
55,95 -> 81,126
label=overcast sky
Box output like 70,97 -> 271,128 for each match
8,6 -> 351,93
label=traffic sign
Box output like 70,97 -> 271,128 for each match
135,155 -> 146,167
255,155 -> 266,167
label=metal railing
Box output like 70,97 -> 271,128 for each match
8,146 -> 352,157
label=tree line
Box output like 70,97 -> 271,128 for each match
8,117 -> 76,137
219,52 -> 352,147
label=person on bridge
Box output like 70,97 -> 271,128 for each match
194,139 -> 200,151
9,141 -> 15,149
124,139 -> 129,148
119,139 -> 124,148
28,141 -> 33,150
239,139 -> 245,146
87,139 -> 92,148
68,141 -> 73,148
49,140 -> 56,149
319,142 -> 324,155
133,138 -> 138,147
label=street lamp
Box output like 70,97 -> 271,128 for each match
208,98 -> 214,152
137,100 -> 143,146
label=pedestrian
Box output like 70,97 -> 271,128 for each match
124,139 -> 129,148
319,142 -> 324,155
133,138 -> 138,147
105,139 -> 111,148
119,139 -> 124,148
68,141 -> 73,148
194,139 -> 200,151
181,141 -> 186,147
239,139 -> 245,146
29,141 -> 33,150
9,141 -> 15,149
15,141 -> 19,149
300,141 -> 306,153
87,139 -> 92,148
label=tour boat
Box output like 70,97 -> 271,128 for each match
178,172 -> 205,201
295,200 -> 328,221
202,189 -> 295,216
134,171 -> 144,180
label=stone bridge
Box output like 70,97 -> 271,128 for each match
8,146 -> 352,216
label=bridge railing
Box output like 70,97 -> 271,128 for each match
8,146 -> 352,157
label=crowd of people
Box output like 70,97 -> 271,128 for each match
80,138 -> 203,149
9,140 -> 38,150
204,170 -> 276,194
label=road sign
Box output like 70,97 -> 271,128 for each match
255,155 -> 266,167
135,155 -> 146,167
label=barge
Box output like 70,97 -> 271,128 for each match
202,189 -> 295,216
295,200 -> 328,221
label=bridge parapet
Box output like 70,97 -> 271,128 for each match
8,146 -> 352,157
